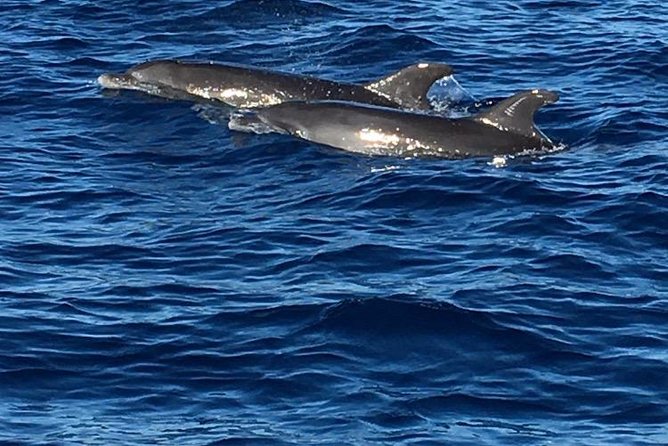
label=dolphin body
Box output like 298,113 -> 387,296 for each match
98,60 -> 454,110
253,89 -> 560,158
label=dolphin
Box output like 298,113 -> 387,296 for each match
251,89 -> 560,158
97,60 -> 454,110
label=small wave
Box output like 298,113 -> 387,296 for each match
7,188 -> 148,210
369,165 -> 401,173
191,0 -> 346,28
311,296 -> 488,334
322,24 -> 438,65
522,0 -> 603,8
193,104 -> 232,126
3,241 -> 154,265
23,36 -> 90,51
411,393 -> 556,419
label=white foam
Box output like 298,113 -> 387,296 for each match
227,111 -> 277,134
370,165 -> 401,173
489,156 -> 508,168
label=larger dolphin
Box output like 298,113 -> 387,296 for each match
253,89 -> 560,158
98,60 -> 454,110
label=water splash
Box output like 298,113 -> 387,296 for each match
228,110 -> 279,134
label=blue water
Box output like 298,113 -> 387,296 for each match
1,0 -> 667,444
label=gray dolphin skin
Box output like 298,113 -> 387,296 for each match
255,89 -> 559,158
98,60 -> 454,110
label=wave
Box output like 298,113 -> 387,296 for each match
183,0 -> 347,30
321,24 -> 438,66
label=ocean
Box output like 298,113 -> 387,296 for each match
0,0 -> 666,444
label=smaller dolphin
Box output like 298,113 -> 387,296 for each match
98,60 -> 453,110
253,89 -> 560,158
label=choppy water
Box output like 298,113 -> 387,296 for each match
1,0 -> 667,444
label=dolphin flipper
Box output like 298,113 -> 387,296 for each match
473,89 -> 559,138
365,63 -> 454,110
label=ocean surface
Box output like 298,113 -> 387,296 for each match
1,0 -> 667,444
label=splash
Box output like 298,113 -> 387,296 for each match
192,104 -> 231,125
228,110 -> 279,134
370,165 -> 401,173
489,156 -> 508,168
429,75 -> 478,117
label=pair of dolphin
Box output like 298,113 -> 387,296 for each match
98,60 -> 559,158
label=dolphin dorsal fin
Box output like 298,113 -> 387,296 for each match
365,62 -> 454,110
474,89 -> 559,137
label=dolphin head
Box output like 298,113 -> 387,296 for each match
97,72 -> 136,89
98,60 -> 184,91
256,102 -> 316,137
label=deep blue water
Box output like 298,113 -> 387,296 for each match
1,0 -> 667,444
